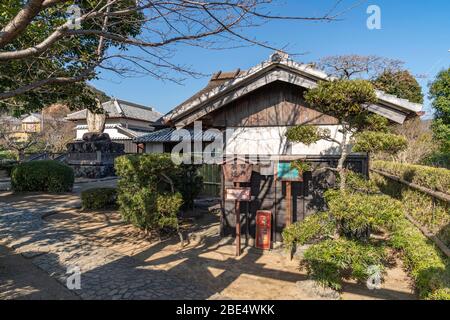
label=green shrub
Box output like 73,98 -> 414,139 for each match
0,150 -> 17,160
81,188 -> 117,210
426,288 -> 450,300
345,171 -> 380,194
282,212 -> 335,250
0,160 -> 17,177
155,193 -> 183,229
290,159 -> 311,173
352,131 -> 408,154
325,190 -> 403,239
302,239 -> 387,291
115,154 -> 185,233
174,164 -> 203,210
372,160 -> 450,194
372,171 -> 450,247
389,217 -> 450,300
11,160 -> 74,192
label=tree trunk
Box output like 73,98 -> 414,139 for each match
18,149 -> 25,163
336,127 -> 349,191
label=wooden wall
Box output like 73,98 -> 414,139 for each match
201,82 -> 338,128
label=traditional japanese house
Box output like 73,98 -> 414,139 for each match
136,52 -> 423,246
66,99 -> 163,153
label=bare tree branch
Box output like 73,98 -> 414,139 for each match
0,0 -> 363,103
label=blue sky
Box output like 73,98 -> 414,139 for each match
90,0 -> 450,117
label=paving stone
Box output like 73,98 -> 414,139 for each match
0,201 -> 204,300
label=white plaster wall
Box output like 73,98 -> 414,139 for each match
224,125 -> 348,156
145,143 -> 164,153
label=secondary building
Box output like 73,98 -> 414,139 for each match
66,99 -> 163,153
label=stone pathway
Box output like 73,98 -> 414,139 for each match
0,245 -> 79,300
0,202 -> 203,300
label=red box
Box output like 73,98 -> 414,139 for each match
256,211 -> 272,250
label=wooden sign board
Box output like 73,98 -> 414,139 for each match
276,162 -> 303,181
223,163 -> 253,183
225,187 -> 251,201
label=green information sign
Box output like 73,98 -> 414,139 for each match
276,162 -> 303,181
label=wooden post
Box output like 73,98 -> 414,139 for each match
286,181 -> 292,227
235,182 -> 241,256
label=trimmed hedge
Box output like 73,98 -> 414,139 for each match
344,170 -> 380,194
282,212 -> 335,250
81,188 -> 117,210
389,217 -> 450,300
370,165 -> 450,300
302,239 -> 387,291
114,154 -> 186,232
372,171 -> 450,247
325,190 -> 403,239
372,160 -> 450,194
11,160 -> 74,192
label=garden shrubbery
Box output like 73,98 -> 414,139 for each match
372,160 -> 450,194
11,160 -> 74,192
372,171 -> 450,247
325,190 -> 403,240
287,177 -> 450,299
302,239 -> 387,290
114,154 -> 202,234
344,170 -> 380,194
282,212 -> 335,251
389,217 -> 450,300
81,187 -> 117,210
284,188 -> 402,290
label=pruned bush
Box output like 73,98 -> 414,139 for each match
325,190 -> 403,240
389,217 -> 450,300
81,187 -> 117,210
155,193 -> 183,230
352,131 -> 408,154
344,170 -> 380,194
115,154 -> 187,233
11,160 -> 74,192
302,239 -> 387,291
372,160 -> 450,194
282,212 -> 335,250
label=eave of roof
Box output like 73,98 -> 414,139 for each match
134,127 -> 219,143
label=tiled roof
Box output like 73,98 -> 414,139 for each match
66,99 -> 162,123
135,127 -> 219,143
21,113 -> 42,123
166,69 -> 246,121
